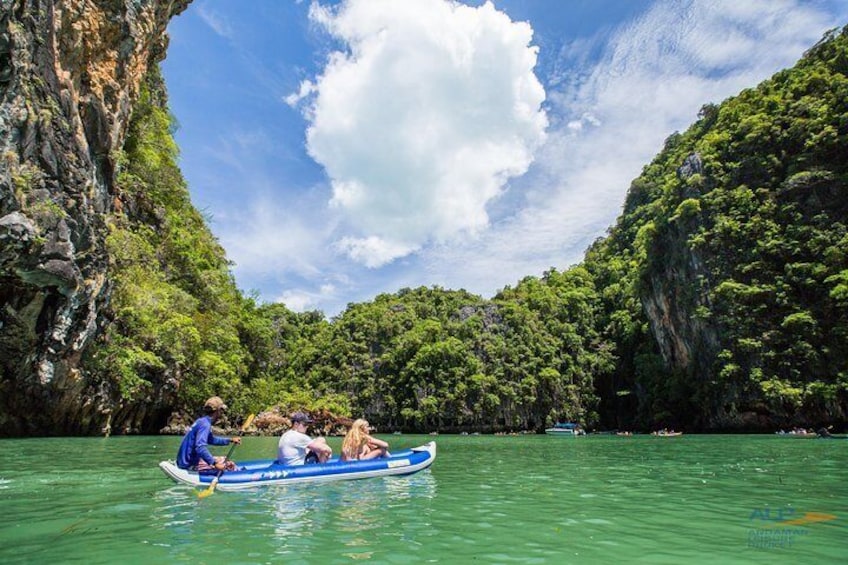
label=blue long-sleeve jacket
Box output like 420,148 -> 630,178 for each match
176,416 -> 230,469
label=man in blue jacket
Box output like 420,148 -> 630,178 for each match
176,396 -> 241,473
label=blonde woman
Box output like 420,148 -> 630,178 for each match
341,419 -> 390,461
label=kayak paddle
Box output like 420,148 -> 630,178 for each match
198,413 -> 255,498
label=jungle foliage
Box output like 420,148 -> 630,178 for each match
585,26 -> 848,428
84,27 -> 848,432
81,68 -> 347,422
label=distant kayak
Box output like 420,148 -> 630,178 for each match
159,442 -> 436,491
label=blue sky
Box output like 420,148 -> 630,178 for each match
161,0 -> 848,317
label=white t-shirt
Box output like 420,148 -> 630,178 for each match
278,429 -> 313,465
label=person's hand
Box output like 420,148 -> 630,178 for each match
231,437 -> 241,445
214,460 -> 227,471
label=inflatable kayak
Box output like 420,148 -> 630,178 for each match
159,442 -> 436,491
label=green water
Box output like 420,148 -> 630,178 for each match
0,434 -> 845,564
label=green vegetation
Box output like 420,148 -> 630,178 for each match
83,27 -> 848,433
585,26 -> 848,428
285,279 -> 608,431
82,68 -> 346,423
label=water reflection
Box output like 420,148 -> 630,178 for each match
337,474 -> 437,558
150,471 -> 437,561
260,473 -> 438,557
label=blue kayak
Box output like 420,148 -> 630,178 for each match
159,442 -> 436,491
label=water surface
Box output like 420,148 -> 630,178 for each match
0,434 -> 845,563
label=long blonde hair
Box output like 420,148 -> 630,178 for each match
342,419 -> 369,460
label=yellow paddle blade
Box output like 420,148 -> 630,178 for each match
197,479 -> 219,499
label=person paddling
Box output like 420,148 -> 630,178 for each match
176,396 -> 242,474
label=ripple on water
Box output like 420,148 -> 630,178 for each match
557,518 -> 580,527
584,518 -> 614,525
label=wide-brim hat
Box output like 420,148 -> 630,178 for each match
204,396 -> 227,411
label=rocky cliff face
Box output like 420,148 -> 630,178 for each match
641,153 -> 721,376
0,0 -> 190,435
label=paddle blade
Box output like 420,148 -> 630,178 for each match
242,413 -> 256,430
197,479 -> 218,499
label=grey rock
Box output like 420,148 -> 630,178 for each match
677,152 -> 703,180
0,0 -> 193,437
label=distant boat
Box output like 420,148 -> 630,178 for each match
545,422 -> 584,436
651,430 -> 683,437
775,429 -> 817,438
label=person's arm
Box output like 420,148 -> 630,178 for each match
307,437 -> 333,457
209,431 -> 231,447
365,434 -> 389,449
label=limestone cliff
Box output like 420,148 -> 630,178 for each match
625,27 -> 848,429
0,0 -> 190,435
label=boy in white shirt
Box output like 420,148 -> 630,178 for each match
277,412 -> 332,465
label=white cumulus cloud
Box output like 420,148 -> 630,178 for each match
277,283 -> 338,313
420,0 -> 844,296
295,0 -> 548,267
334,236 -> 419,269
